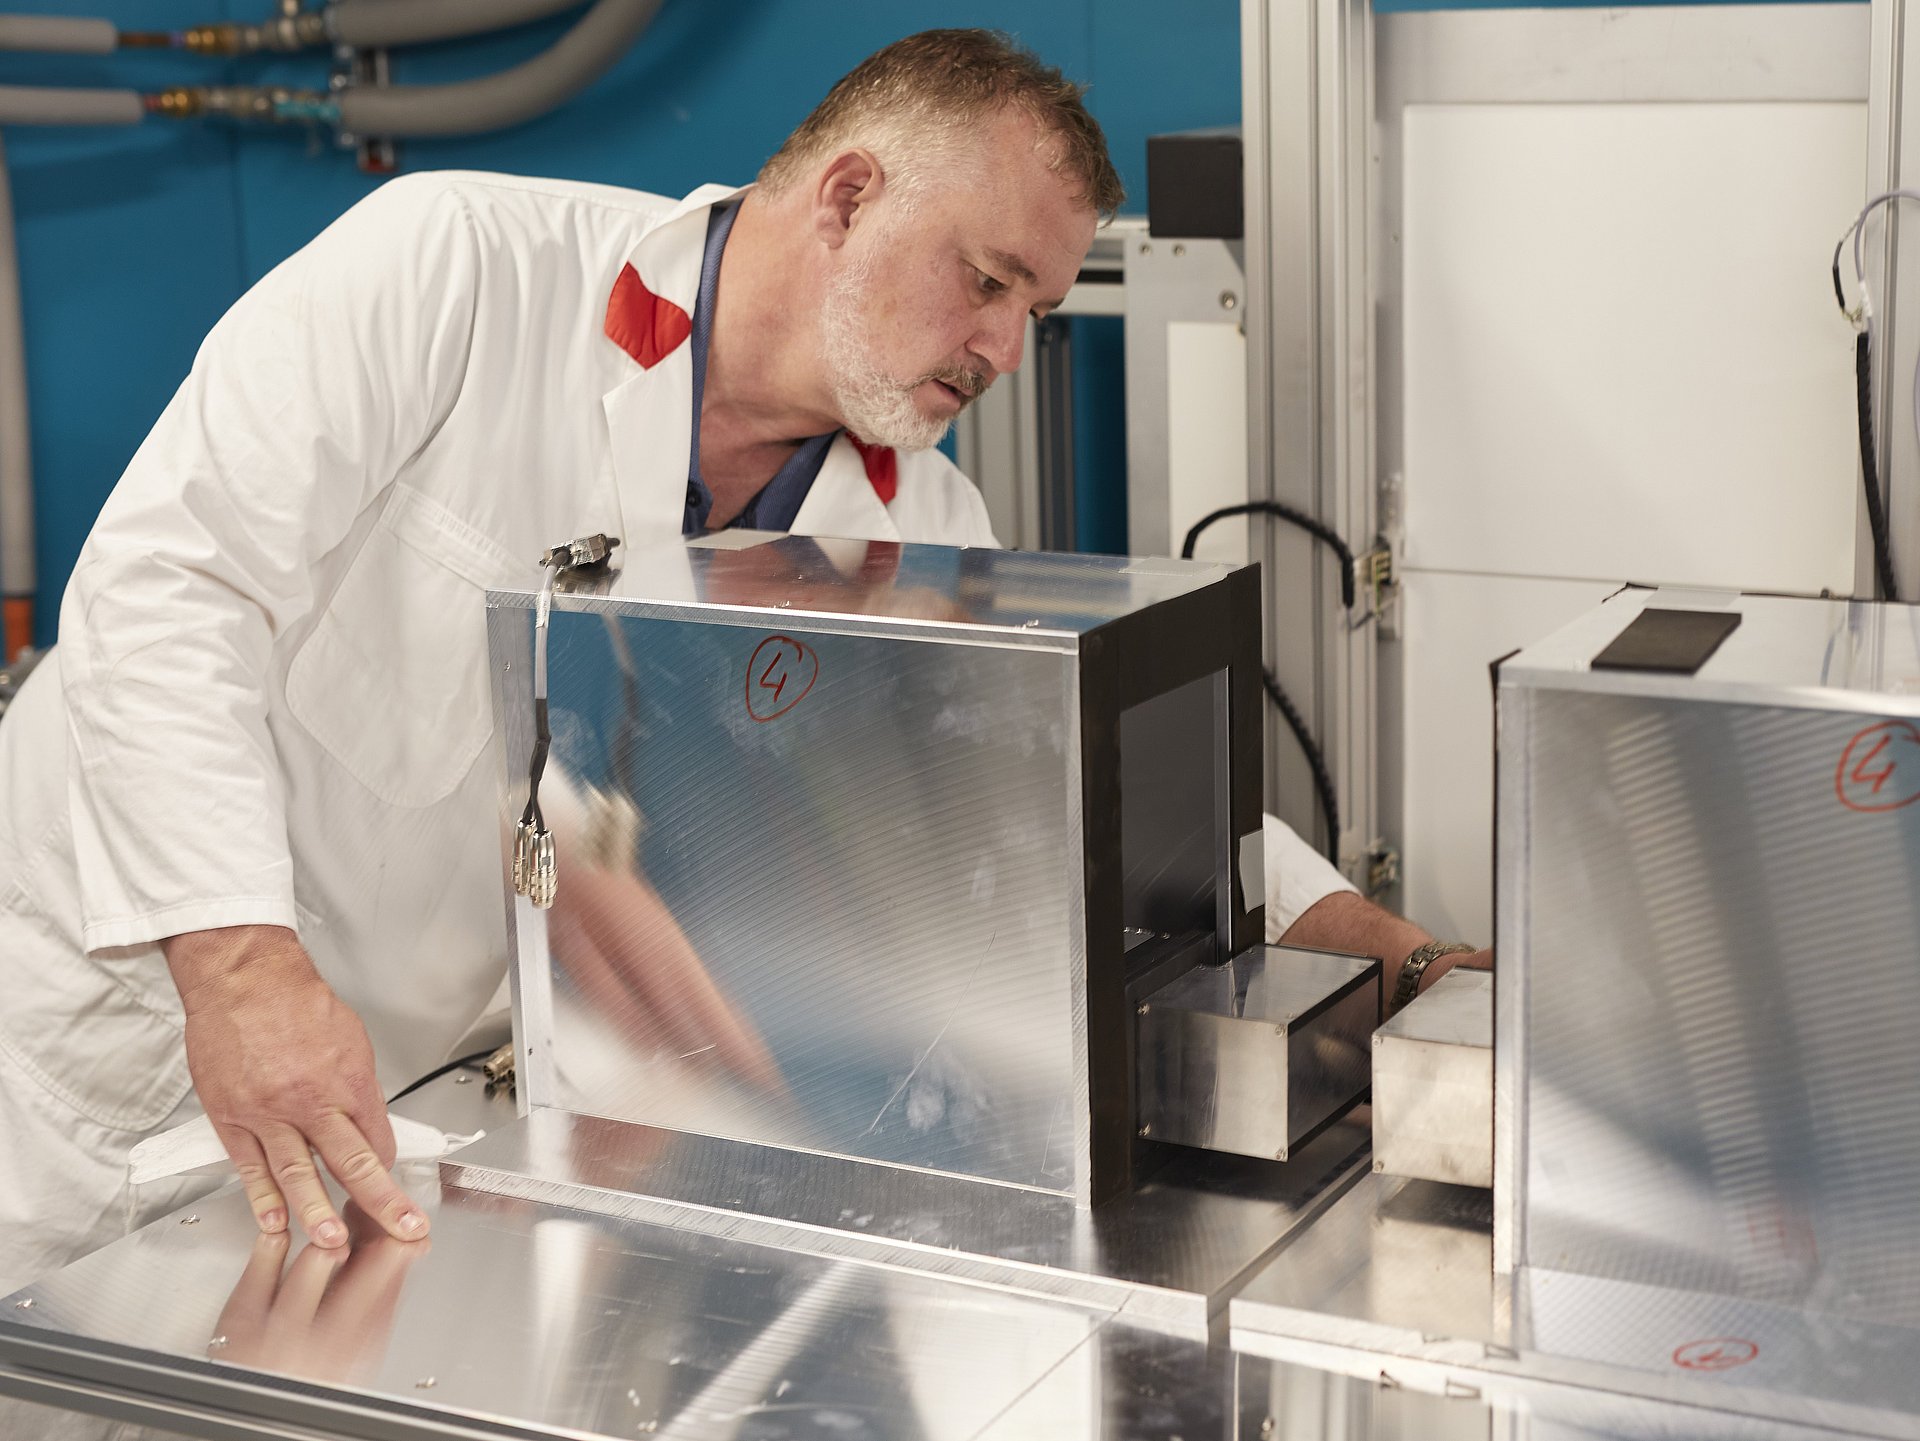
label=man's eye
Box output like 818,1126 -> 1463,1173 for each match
975,268 -> 1007,295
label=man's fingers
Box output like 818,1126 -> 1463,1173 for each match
255,1122 -> 348,1249
213,1121 -> 289,1235
269,1235 -> 347,1331
307,1112 -> 429,1244
213,1229 -> 290,1349
343,1077 -> 398,1173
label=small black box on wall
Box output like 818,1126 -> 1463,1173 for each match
1146,128 -> 1243,239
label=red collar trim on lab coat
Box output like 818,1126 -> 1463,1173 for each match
604,263 -> 691,369
846,434 -> 899,505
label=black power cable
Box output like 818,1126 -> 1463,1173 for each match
1181,503 -> 1354,863
1831,224 -> 1900,600
1182,501 -> 1357,608
1854,330 -> 1902,601
387,1048 -> 494,1105
1261,665 -> 1340,866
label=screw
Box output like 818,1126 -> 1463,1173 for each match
208,1335 -> 229,1349
1138,1123 -> 1152,1137
1136,1002 -> 1150,1016
1261,1420 -> 1276,1439
415,1377 -> 438,1389
1138,241 -> 1152,256
1374,1159 -> 1385,1172
14,1298 -> 32,1310
1220,291 -> 1239,311
454,1073 -> 473,1084
180,1215 -> 201,1225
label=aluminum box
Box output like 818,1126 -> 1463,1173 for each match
486,535 -> 1266,1206
1495,588 -> 1920,1326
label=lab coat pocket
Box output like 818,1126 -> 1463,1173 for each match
0,821 -> 193,1133
285,485 -> 516,810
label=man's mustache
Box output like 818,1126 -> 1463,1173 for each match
923,366 -> 990,400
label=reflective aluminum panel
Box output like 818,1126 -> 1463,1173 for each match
1497,590 -> 1920,1378
442,1108 -> 1373,1334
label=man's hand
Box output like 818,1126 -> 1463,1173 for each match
213,1205 -> 426,1383
163,925 -> 428,1249
548,865 -> 781,1093
1278,892 -> 1492,1023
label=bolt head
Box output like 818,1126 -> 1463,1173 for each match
1173,243 -> 1187,257
1220,291 -> 1239,311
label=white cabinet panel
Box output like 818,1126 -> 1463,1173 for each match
1399,570 -> 1620,945
1403,101 -> 1865,595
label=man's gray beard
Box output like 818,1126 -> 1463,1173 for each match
819,251 -> 955,453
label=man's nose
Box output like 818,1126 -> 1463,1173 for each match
972,307 -> 1027,376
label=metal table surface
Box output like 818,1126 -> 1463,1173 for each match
1233,1172 -> 1920,1441
7,1078 -> 1920,1441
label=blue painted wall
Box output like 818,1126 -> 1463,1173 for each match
3,0 -> 1240,645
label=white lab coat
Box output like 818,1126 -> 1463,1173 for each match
0,172 -> 1346,1295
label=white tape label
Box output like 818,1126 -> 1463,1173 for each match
1237,828 -> 1266,910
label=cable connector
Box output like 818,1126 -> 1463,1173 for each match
177,16 -> 325,56
1363,545 -> 1394,594
541,533 -> 620,572
512,818 -> 555,908
1367,846 -> 1401,897
482,1043 -> 516,1088
145,84 -> 336,125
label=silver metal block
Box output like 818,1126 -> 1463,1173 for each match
1372,966 -> 1492,1188
1136,945 -> 1378,1162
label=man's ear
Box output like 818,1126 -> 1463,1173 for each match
809,148 -> 884,251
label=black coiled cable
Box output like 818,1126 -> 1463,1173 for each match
1855,330 -> 1901,601
1182,503 -> 1351,863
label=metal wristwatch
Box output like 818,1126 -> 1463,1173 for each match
1389,940 -> 1475,1016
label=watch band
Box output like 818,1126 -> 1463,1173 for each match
1390,940 -> 1476,1016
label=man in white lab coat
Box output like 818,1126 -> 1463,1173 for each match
0,29 -> 1478,1299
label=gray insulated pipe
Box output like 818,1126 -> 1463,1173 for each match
327,0 -> 587,50
335,0 -> 660,138
0,83 -> 142,125
0,136 -> 34,638
0,15 -> 117,53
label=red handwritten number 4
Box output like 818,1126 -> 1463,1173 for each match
1836,720 -> 1920,813
744,635 -> 818,723
759,649 -> 789,706
1672,1338 -> 1758,1372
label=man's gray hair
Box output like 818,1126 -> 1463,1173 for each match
758,29 -> 1125,218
